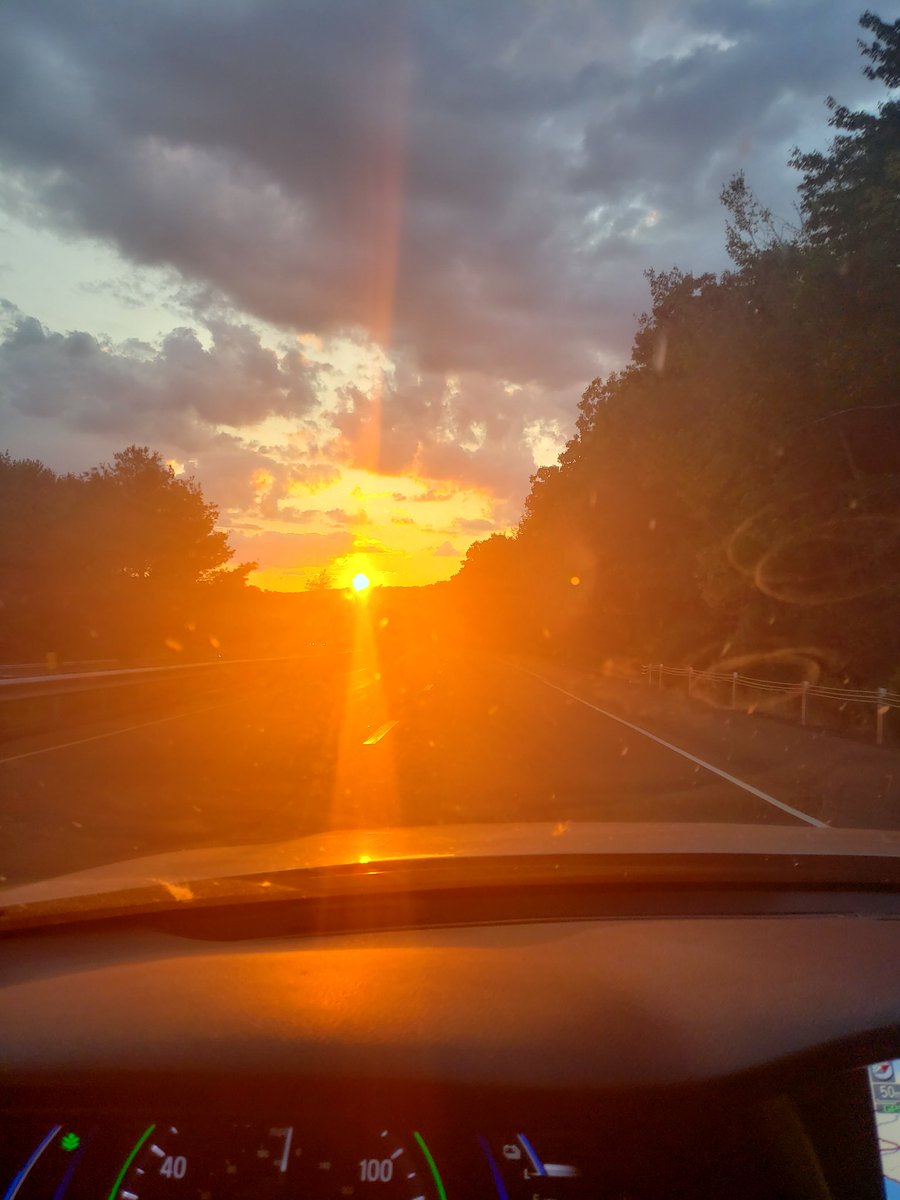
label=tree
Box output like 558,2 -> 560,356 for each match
305,567 -> 335,591
790,13 -> 900,270
0,452 -> 71,659
66,448 -> 233,655
720,171 -> 796,268
80,446 -> 232,588
0,446 -> 254,661
453,13 -> 900,692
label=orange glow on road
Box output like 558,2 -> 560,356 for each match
324,582 -> 403,852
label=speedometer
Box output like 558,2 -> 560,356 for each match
114,1123 -> 302,1198
339,1129 -> 444,1199
1,1114 -> 586,1199
112,1122 -> 444,1199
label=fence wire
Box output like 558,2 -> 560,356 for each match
640,662 -> 899,745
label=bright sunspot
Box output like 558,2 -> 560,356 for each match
352,573 -> 371,592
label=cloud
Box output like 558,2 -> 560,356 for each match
410,485 -> 459,503
325,507 -> 369,526
261,506 -> 320,525
0,302 -> 351,520
434,541 -> 461,557
329,366 -> 545,498
452,517 -> 496,534
0,1 -> 872,391
228,529 -> 353,570
0,0 -> 879,535
286,463 -> 342,492
351,538 -> 389,554
0,302 -> 318,441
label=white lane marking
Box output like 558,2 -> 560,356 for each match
520,666 -> 827,829
363,719 -> 399,746
0,706 -> 232,766
0,667 -> 370,766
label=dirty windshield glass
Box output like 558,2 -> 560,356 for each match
1,2 -> 899,895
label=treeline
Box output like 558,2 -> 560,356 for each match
0,446 -> 265,663
454,13 -> 900,693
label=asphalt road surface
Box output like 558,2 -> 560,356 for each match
2,634 -> 899,887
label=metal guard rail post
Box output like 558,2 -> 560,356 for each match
641,663 -> 900,745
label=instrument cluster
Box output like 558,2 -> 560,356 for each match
0,1115 -> 589,1200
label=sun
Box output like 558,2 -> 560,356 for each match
334,551 -> 380,591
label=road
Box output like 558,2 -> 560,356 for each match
2,633 -> 899,887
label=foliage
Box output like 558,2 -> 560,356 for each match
454,13 -> 900,690
305,567 -> 335,591
0,445 -> 253,661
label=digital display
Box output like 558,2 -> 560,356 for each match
868,1059 -> 900,1199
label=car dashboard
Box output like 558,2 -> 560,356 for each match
1,873 -> 899,1199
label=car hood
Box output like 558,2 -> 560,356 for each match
3,820 -> 900,912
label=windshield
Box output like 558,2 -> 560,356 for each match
1,1 -> 899,900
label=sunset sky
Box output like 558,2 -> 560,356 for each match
0,0 -> 880,590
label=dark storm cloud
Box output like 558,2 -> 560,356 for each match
570,2 -> 870,223
0,0 -> 888,511
0,1 -> 879,385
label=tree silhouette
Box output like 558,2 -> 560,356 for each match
454,12 -> 900,694
0,445 -> 253,661
306,567 -> 335,591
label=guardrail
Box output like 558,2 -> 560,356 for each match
0,658 -> 118,679
641,662 -> 900,745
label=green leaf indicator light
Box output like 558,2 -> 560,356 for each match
60,1132 -> 81,1152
